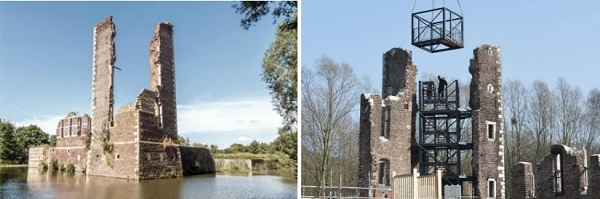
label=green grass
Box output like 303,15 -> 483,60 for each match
213,153 -> 288,160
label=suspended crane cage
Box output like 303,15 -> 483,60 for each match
412,7 -> 464,53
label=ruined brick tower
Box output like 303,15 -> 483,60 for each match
469,45 -> 505,198
358,45 -> 505,198
87,17 -> 183,179
358,48 -> 417,193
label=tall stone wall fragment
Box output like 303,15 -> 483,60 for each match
149,22 -> 178,141
469,45 -> 505,198
91,16 -> 115,135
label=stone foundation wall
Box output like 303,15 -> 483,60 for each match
214,159 -> 252,172
138,143 -> 182,179
28,147 -> 46,168
180,146 -> 215,175
511,162 -> 533,199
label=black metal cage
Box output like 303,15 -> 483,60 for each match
412,7 -> 464,53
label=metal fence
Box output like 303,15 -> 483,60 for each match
300,185 -> 391,199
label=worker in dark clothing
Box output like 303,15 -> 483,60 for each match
438,75 -> 447,98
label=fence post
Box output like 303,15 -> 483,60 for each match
369,171 -> 372,198
436,169 -> 442,199
413,168 -> 419,199
339,174 -> 342,199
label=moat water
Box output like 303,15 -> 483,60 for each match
0,167 -> 297,199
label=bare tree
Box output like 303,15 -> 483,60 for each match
583,89 -> 600,154
527,80 -> 555,162
504,80 -> 530,162
555,78 -> 585,146
301,56 -> 370,197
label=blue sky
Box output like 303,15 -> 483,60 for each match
302,0 -> 600,108
0,2 -> 284,148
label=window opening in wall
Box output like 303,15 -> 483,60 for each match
531,174 -> 536,197
554,153 -> 563,195
378,161 -> 388,185
404,102 -> 409,110
67,149 -> 70,154
487,84 -> 494,93
381,107 -> 390,138
487,178 -> 496,198
486,121 -> 496,140
116,153 -> 120,159
69,118 -> 73,136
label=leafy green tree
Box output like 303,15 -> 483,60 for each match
14,125 -> 49,163
233,2 -> 297,165
209,144 -> 219,154
271,126 -> 297,160
192,143 -> 208,148
234,2 -> 298,127
262,13 -> 298,126
232,1 -> 297,30
248,140 -> 261,154
228,143 -> 246,153
177,135 -> 190,147
49,135 -> 57,147
0,120 -> 17,162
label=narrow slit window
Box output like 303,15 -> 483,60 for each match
378,161 -> 388,185
488,178 -> 496,198
554,153 -> 563,195
381,107 -> 390,138
486,121 -> 496,141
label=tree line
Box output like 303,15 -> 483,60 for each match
178,129 -> 297,161
0,119 -> 54,164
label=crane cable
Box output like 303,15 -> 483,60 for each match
411,0 -> 464,16
457,0 -> 464,16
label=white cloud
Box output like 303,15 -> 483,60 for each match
14,115 -> 63,135
236,136 -> 253,145
177,95 -> 282,134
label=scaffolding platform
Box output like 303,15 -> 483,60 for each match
416,80 -> 474,186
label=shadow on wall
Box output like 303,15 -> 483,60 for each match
179,146 -> 216,175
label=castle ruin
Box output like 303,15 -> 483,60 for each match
358,45 -> 506,198
28,16 -> 215,180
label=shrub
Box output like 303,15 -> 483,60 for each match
66,163 -> 75,174
48,158 -> 59,171
38,160 -> 48,171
